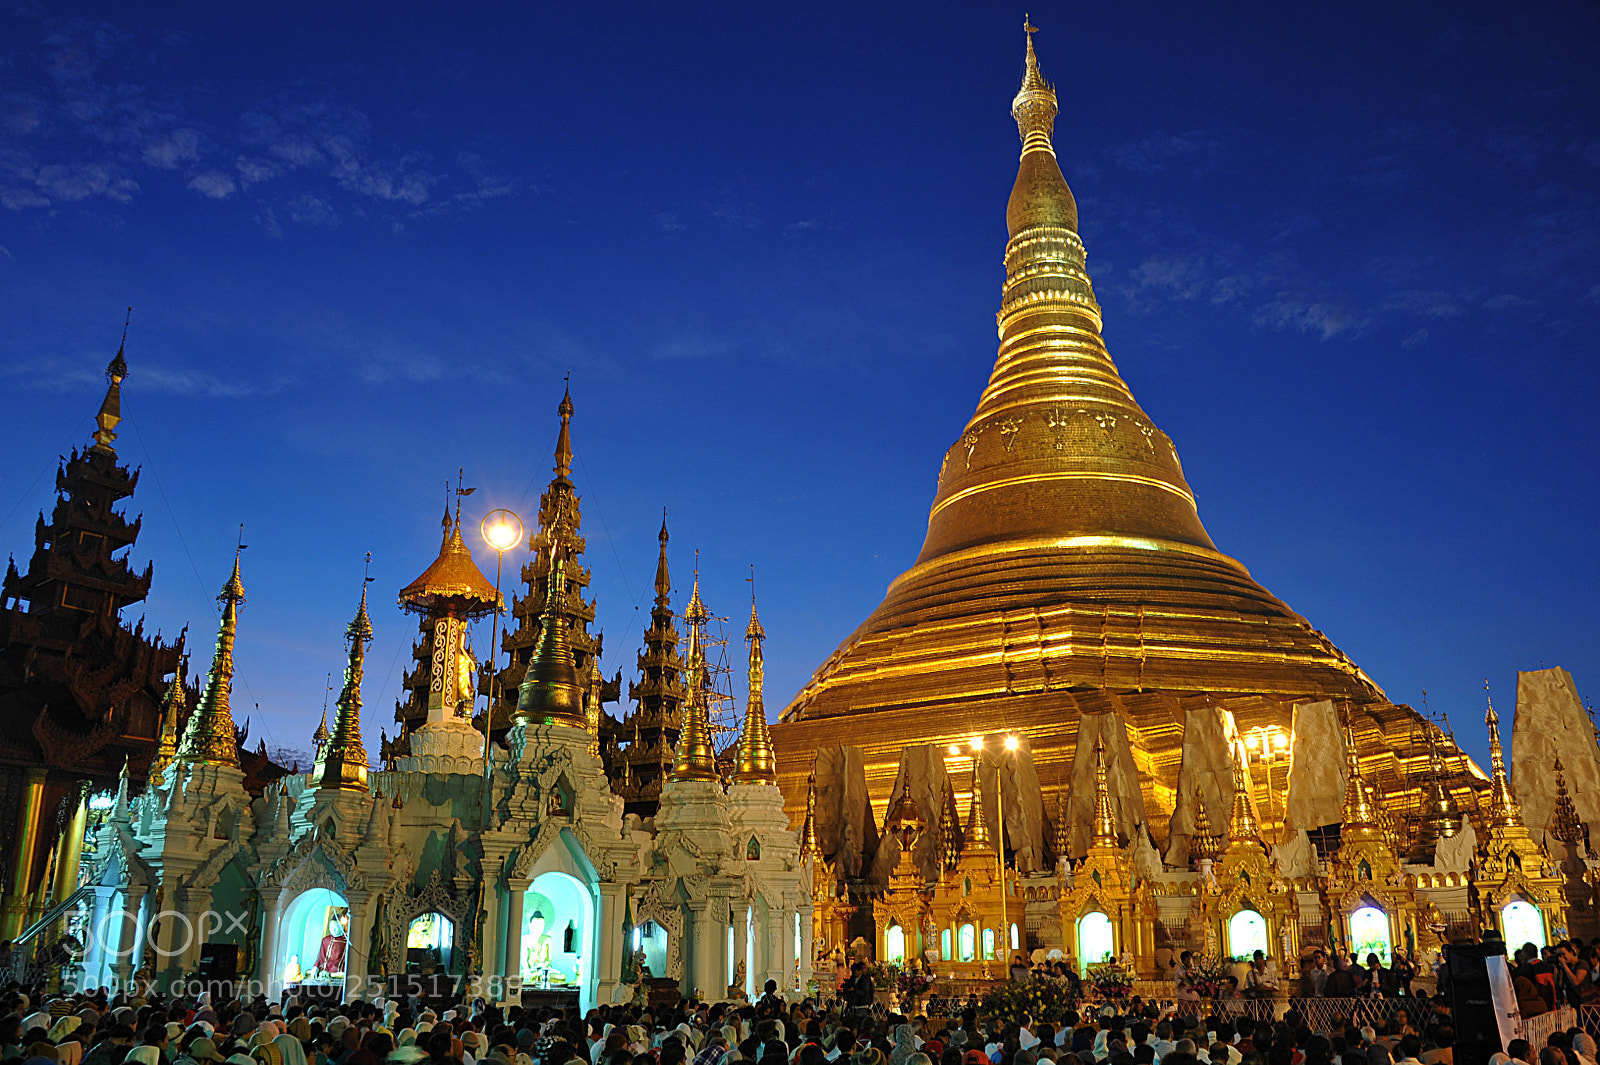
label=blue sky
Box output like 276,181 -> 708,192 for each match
2,1 -> 1596,771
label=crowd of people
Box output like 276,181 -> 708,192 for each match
0,953 -> 1593,1065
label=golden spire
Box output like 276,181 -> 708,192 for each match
1228,756 -> 1260,844
799,771 -> 821,858
1485,683 -> 1523,829
514,558 -> 587,729
1053,786 -> 1071,860
92,310 -> 129,452
939,778 -> 962,870
1190,787 -> 1222,862
175,552 -> 244,768
1340,710 -> 1381,833
1090,736 -> 1118,848
1550,756 -> 1584,846
653,513 -> 672,602
554,381 -> 574,480
584,652 -> 605,759
149,672 -> 184,786
1012,16 -> 1059,161
731,584 -> 777,785
669,582 -> 718,781
963,758 -> 994,853
313,710 -> 330,751
317,580 -> 373,791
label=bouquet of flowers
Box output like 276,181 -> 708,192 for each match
980,974 -> 1079,1026
896,963 -> 934,1000
1089,961 -> 1133,1000
1181,955 -> 1237,1000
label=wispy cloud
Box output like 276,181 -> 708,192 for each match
1,355 -> 267,397
0,16 -> 524,227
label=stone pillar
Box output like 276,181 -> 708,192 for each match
343,891 -> 372,1001
799,902 -> 815,994
117,885 -> 148,994
780,903 -> 798,994
686,898 -> 713,998
596,882 -> 624,1007
482,882 -> 505,987
1,768 -> 48,939
82,886 -> 113,991
503,880 -> 528,1000
256,890 -> 283,989
172,887 -> 213,990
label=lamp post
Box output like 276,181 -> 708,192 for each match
479,508 -> 523,828
1244,724 -> 1289,844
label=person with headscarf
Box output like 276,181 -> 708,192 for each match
888,1029 -> 918,1065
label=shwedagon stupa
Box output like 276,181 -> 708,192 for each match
772,25 -> 1493,872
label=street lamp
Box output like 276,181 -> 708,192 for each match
479,508 -> 523,826
1244,725 -> 1290,843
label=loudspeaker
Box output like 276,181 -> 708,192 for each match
1446,941 -> 1506,1065
198,943 -> 238,980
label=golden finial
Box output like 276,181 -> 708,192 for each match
1228,756 -> 1260,844
1190,786 -> 1222,861
1012,14 -> 1058,157
92,308 -> 130,452
584,653 -> 604,759
175,546 -> 246,768
317,559 -> 374,791
1484,680 -> 1523,829
555,379 -> 574,480
669,583 -> 718,782
731,572 -> 777,785
800,770 -> 821,858
514,557 -> 587,730
149,672 -> 184,786
654,510 -> 671,604
963,754 -> 994,852
1090,736 -> 1119,848
1550,756 -> 1584,846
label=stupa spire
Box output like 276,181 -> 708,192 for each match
176,552 -> 245,768
318,578 -> 373,790
1190,787 -> 1221,862
1090,736 -> 1118,848
555,380 -> 574,480
731,580 -> 777,784
1052,787 -> 1071,861
669,600 -> 718,782
91,309 -> 130,452
1340,711 -> 1381,834
149,672 -> 184,786
799,771 -> 821,858
1484,683 -> 1522,829
963,758 -> 994,853
1551,756 -> 1584,846
1228,756 -> 1260,845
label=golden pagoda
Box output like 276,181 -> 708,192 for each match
730,592 -> 778,785
315,583 -> 373,791
769,20 -> 1470,855
175,554 -> 246,769
1476,690 -> 1565,942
